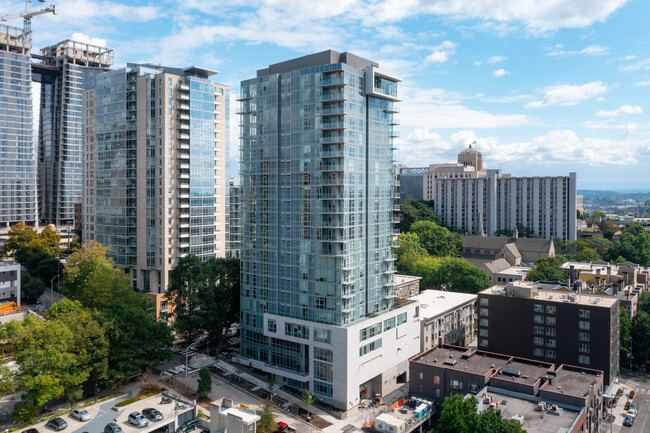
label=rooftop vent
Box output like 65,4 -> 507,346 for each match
443,357 -> 457,366
502,367 -> 522,377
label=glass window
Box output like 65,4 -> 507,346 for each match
479,297 -> 489,306
479,318 -> 488,326
546,350 -> 556,359
546,305 -> 556,314
397,312 -> 407,326
579,309 -> 591,319
479,308 -> 489,316
546,339 -> 556,348
383,317 -> 396,332
479,329 -> 488,337
579,332 -> 590,342
451,379 -> 463,390
546,317 -> 556,325
534,348 -> 544,357
579,344 -> 590,353
268,319 -> 276,333
579,320 -> 590,330
314,328 -> 331,344
534,315 -> 544,324
578,355 -> 590,365
314,347 -> 333,362
534,326 -> 544,335
534,336 -> 544,346
534,304 -> 544,313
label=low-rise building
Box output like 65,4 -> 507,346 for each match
477,281 -> 619,386
409,344 -> 603,433
210,398 -> 259,433
0,262 -> 20,304
394,274 -> 421,298
411,290 -> 476,351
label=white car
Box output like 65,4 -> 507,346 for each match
71,409 -> 92,422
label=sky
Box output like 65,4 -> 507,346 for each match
3,0 -> 649,190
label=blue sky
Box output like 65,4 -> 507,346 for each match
4,0 -> 649,190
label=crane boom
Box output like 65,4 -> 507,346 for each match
0,0 -> 56,45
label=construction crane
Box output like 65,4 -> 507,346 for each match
1,0 -> 56,43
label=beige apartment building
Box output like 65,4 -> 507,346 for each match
83,64 -> 229,318
424,145 -> 577,241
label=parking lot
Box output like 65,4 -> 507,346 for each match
17,393 -> 196,433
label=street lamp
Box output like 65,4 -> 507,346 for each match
49,275 -> 60,307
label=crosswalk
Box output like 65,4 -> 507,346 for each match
178,348 -> 197,357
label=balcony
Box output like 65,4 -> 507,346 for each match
321,136 -> 345,145
321,163 -> 344,173
383,105 -> 400,113
178,113 -> 189,120
179,133 -> 190,140
319,106 -> 345,116
179,173 -> 190,179
178,93 -> 190,101
320,92 -> 347,102
179,83 -> 190,91
178,123 -> 190,130
321,121 -> 345,131
390,119 -> 400,126
179,103 -> 190,111
389,130 -> 400,138
320,77 -> 345,87
179,142 -> 190,150
180,241 -> 190,248
179,231 -> 190,238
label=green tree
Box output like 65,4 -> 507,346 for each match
0,363 -> 15,397
410,220 -> 462,257
638,292 -> 650,316
411,257 -> 492,293
631,310 -> 650,367
398,200 -> 439,233
30,226 -> 61,257
396,232 -> 429,273
12,401 -> 38,425
435,394 -> 526,433
22,276 -> 45,302
167,255 -> 240,350
525,256 -> 567,283
1,222 -> 37,257
597,220 -> 619,240
604,223 -> 650,266
621,308 -> 631,363
62,241 -> 113,298
197,367 -> 212,399
257,404 -> 276,433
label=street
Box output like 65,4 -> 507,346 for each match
616,373 -> 650,433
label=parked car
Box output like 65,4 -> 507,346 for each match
177,418 -> 200,433
24,428 -> 38,433
71,409 -> 92,422
630,401 -> 638,414
46,418 -> 68,431
624,415 -> 635,427
142,408 -> 164,421
104,423 -> 123,433
128,412 -> 149,428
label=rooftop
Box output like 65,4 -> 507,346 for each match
410,290 -> 476,319
394,274 -> 422,285
496,266 -> 532,277
256,49 -> 378,77
543,365 -> 603,399
481,281 -> 618,308
476,389 -> 581,433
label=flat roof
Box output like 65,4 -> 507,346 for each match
410,290 -> 476,319
413,346 -> 554,386
477,389 -> 580,433
394,274 -> 422,285
481,282 -> 618,308
220,406 -> 260,424
544,365 -> 602,398
497,266 -> 531,277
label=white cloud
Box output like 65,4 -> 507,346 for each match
426,40 -> 456,63
549,44 -> 609,56
492,68 -> 511,77
396,84 -> 532,131
595,105 -> 643,118
636,80 -> 650,87
526,81 -> 607,108
487,55 -> 507,63
47,0 -> 160,22
624,55 -> 636,60
357,0 -> 630,33
397,129 -> 648,168
70,32 -> 107,47
620,58 -> 650,72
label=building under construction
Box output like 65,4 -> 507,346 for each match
0,24 -> 38,227
35,39 -> 113,226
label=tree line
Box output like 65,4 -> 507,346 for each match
396,200 -> 492,294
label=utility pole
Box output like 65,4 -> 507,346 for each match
629,335 -> 633,371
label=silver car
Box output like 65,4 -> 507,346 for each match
128,412 -> 149,428
71,409 -> 92,422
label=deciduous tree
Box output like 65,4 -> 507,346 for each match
256,404 -> 276,433
410,220 -> 462,257
604,223 -> 650,266
197,367 -> 212,399
62,241 -> 113,298
525,256 -> 567,283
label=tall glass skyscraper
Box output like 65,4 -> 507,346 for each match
0,24 -> 37,227
239,51 -> 420,411
38,40 -> 113,226
83,64 -> 229,318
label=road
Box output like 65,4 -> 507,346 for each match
617,373 -> 650,433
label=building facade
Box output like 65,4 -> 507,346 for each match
38,40 -> 113,226
396,166 -> 426,203
226,180 -> 241,259
0,24 -> 37,228
0,261 -> 21,304
238,50 -> 414,411
412,290 -> 476,352
476,281 -> 619,385
83,64 -> 228,307
424,147 -> 577,241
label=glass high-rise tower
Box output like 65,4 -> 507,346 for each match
239,51 -> 420,411
0,24 -> 37,227
38,40 -> 114,226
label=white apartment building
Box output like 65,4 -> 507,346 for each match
0,261 -> 20,304
424,146 -> 577,241
411,290 -> 476,352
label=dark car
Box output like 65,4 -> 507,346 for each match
630,401 -> 638,413
624,415 -> 635,427
46,418 -> 68,431
104,423 -> 123,433
142,408 -> 164,421
24,429 -> 38,433
177,418 -> 200,433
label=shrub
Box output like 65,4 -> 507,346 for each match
114,387 -> 161,407
624,401 -> 630,410
629,390 -> 636,399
